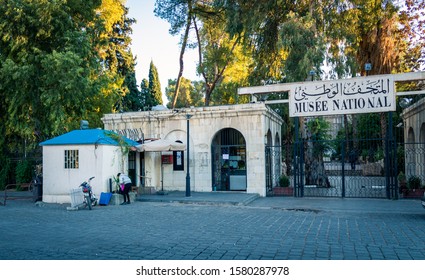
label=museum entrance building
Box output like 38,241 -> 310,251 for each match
102,103 -> 283,197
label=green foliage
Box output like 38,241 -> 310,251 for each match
105,131 -> 131,156
402,0 -> 425,71
407,175 -> 422,190
148,61 -> 163,106
279,175 -> 290,188
139,79 -> 151,110
154,0 -> 189,36
0,157 -> 12,190
306,117 -> 332,158
0,0 -> 99,148
210,82 -> 239,105
121,71 -> 144,112
306,117 -> 331,141
0,0 -> 136,166
196,9 -> 245,105
165,77 -> 203,108
397,172 -> 406,183
15,160 -> 33,185
191,81 -> 207,106
279,13 -> 325,82
112,175 -> 120,192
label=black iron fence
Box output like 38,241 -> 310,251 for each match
267,112 -> 420,199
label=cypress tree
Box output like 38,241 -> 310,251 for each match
140,78 -> 151,111
121,71 -> 143,112
148,60 -> 163,106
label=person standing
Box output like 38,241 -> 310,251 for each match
117,173 -> 132,205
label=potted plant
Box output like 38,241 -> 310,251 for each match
279,175 -> 290,188
273,175 -> 293,196
408,175 -> 421,190
405,175 -> 424,198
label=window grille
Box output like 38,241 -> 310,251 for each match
64,150 -> 79,169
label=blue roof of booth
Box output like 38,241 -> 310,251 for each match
39,129 -> 139,147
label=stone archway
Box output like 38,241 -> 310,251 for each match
211,128 -> 247,191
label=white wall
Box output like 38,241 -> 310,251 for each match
42,144 -> 125,203
102,103 -> 283,197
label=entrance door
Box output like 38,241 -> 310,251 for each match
212,128 -> 247,191
128,151 -> 136,184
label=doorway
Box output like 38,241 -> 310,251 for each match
211,128 -> 247,191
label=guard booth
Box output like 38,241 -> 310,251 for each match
239,72 -> 425,199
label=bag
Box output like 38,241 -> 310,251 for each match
120,184 -> 125,191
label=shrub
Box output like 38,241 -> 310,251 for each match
279,175 -> 290,188
397,172 -> 406,183
0,157 -> 12,190
15,160 -> 33,184
407,175 -> 421,189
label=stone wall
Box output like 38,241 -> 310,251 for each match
402,98 -> 425,180
102,103 -> 283,197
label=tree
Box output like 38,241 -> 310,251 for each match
148,60 -> 163,106
193,3 -> 243,106
98,1 -> 136,76
0,0 -> 136,165
155,0 -> 194,108
165,78 -> 203,108
304,117 -> 332,187
279,12 -> 325,83
139,79 -> 150,110
96,0 -> 138,117
121,71 -> 143,112
341,1 -> 413,155
0,0 -> 103,150
402,0 -> 425,71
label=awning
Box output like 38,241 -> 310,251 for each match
135,139 -> 186,152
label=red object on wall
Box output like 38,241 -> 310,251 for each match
161,154 -> 173,164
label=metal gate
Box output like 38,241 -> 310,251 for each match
240,72 -> 425,200
267,110 -> 425,199
265,146 -> 282,196
291,112 -> 398,199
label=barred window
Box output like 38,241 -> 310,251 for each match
64,150 -> 79,169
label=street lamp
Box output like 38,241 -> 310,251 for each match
399,98 -> 412,109
186,114 -> 193,197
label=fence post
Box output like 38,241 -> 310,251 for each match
293,117 -> 304,197
341,138 -> 346,198
385,112 -> 398,199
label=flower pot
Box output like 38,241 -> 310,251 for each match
273,187 -> 293,196
403,189 -> 425,198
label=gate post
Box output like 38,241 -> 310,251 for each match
385,112 -> 398,199
341,138 -> 346,198
293,117 -> 304,197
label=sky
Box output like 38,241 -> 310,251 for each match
125,0 -> 199,104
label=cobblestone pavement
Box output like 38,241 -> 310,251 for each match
0,196 -> 424,260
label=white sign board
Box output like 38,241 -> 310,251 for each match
289,76 -> 395,117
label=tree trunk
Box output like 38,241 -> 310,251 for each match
171,13 -> 192,109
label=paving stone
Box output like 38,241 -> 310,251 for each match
0,197 -> 424,260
